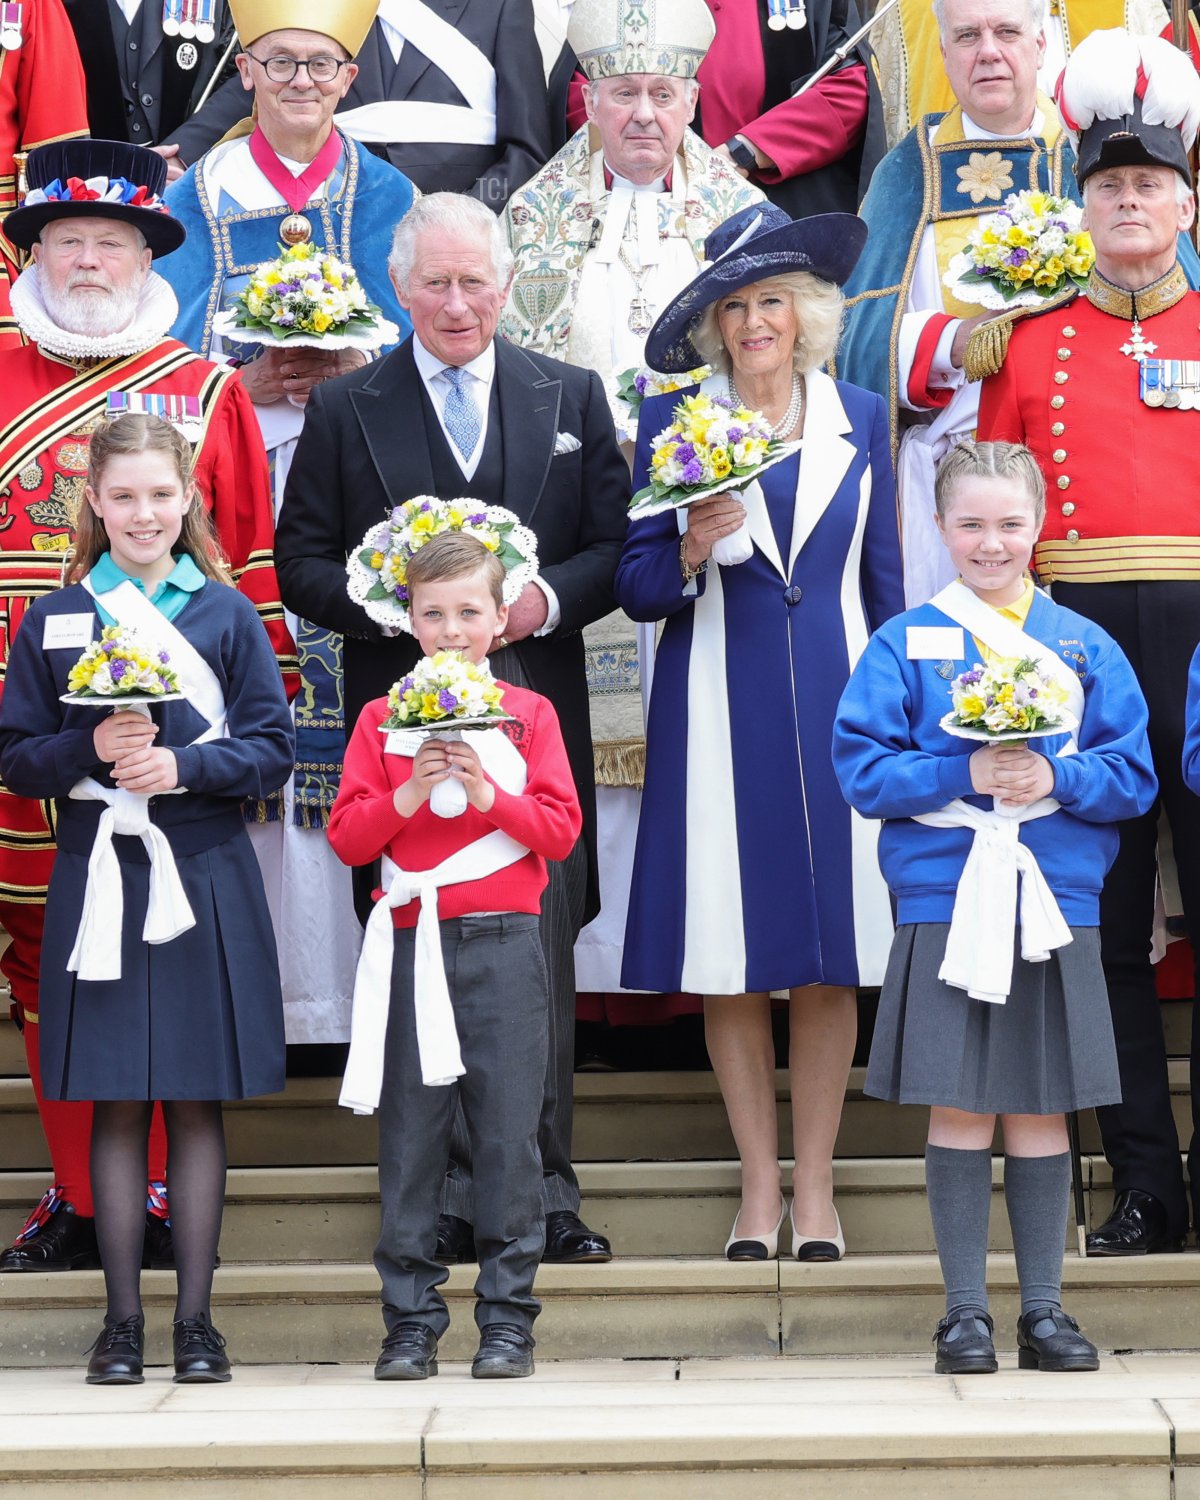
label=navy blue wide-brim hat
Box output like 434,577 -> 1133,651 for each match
4,139 -> 185,257
644,204 -> 868,374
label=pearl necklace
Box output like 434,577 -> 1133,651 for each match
727,372 -> 804,438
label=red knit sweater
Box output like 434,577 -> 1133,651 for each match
328,682 -> 582,929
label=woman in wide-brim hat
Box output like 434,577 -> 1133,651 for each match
615,204 -> 904,1264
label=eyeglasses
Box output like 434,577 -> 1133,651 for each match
245,50 -> 350,84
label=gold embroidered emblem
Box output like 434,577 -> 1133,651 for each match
956,152 -> 1014,204
17,460 -> 43,491
26,493 -> 75,530
54,439 -> 91,475
44,471 -> 85,526
509,265 -> 570,328
31,532 -> 71,552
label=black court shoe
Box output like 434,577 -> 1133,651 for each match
86,1315 -> 145,1385
173,1315 -> 232,1383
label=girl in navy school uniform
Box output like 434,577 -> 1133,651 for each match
833,441 -> 1157,1376
0,414 -> 294,1386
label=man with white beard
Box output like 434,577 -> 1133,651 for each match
0,136 -> 294,1277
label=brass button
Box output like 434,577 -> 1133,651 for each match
1062,501 -> 1075,516
1062,325 -> 1077,337
1067,528 -> 1080,542
1057,475 -> 1070,490
1051,422 -> 1065,435
1052,448 -> 1067,462
1051,395 -> 1065,409
1054,371 -> 1069,384
1057,348 -> 1072,360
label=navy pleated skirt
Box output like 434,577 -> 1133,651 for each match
39,825 -> 285,1101
866,922 -> 1121,1115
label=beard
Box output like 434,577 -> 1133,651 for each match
39,274 -> 144,337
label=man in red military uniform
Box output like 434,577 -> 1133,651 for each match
977,30 -> 1200,1256
0,137 -> 296,1272
0,0 -> 89,348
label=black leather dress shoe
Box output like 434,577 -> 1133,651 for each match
1017,1306 -> 1099,1371
434,1213 -> 476,1265
472,1323 -> 535,1378
143,1212 -> 174,1270
375,1322 -> 438,1380
173,1316 -> 232,1383
1085,1189 -> 1186,1256
933,1307 -> 998,1375
542,1210 -> 612,1263
0,1201 -> 100,1272
86,1315 -> 145,1385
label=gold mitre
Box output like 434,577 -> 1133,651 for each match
229,0 -> 379,55
568,0 -> 715,82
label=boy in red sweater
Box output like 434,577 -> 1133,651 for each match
328,534 -> 581,1382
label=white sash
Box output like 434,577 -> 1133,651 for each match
339,728 -> 530,1112
913,581 -> 1082,1004
66,580 -> 226,983
336,0 -> 498,146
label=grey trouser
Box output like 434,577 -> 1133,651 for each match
375,913 -> 549,1337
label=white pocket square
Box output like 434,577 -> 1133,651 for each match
553,431 -> 582,455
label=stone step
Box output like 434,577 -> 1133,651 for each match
4,1250 -> 1200,1369
3,1353 -> 1199,1499
0,1062 -> 1193,1171
0,1156 -> 1141,1262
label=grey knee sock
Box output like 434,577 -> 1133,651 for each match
925,1144 -> 993,1317
1004,1152 -> 1071,1315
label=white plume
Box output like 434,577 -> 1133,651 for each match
1059,28 -> 1200,149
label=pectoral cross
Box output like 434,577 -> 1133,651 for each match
1120,320 -> 1158,361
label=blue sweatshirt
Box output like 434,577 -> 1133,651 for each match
1183,642 -> 1200,797
832,590 -> 1157,927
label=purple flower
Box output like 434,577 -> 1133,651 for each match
634,373 -> 648,396
468,512 -> 487,525
1007,247 -> 1029,266
437,689 -> 458,711
399,676 -> 414,694
958,669 -> 982,685
681,459 -> 704,485
394,584 -> 409,601
102,639 -> 118,654
158,651 -> 170,664
713,395 -> 734,410
728,425 -> 745,443
110,659 -> 127,681
157,675 -> 172,692
673,442 -> 695,465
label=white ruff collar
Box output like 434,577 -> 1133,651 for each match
10,267 -> 180,361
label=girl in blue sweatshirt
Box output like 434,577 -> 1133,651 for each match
834,441 -> 1156,1376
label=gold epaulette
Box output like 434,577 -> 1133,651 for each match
963,287 -> 1079,381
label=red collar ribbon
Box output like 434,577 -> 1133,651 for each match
248,126 -> 344,215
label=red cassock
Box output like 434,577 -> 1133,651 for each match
0,0 -> 88,349
977,285 -> 1200,587
0,339 -> 298,911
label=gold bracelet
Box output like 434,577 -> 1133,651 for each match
680,535 -> 707,584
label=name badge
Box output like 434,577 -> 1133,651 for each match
43,614 -> 96,651
906,626 -> 964,660
384,730 -> 424,757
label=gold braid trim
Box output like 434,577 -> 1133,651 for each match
962,288 -> 1079,381
593,738 -> 646,789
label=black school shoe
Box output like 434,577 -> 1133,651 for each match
173,1315 -> 232,1383
472,1323 -> 535,1378
375,1322 -> 439,1380
0,1195 -> 100,1272
1016,1307 -> 1099,1371
933,1308 -> 998,1375
85,1315 -> 145,1385
434,1213 -> 477,1265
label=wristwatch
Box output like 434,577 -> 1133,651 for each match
725,136 -> 758,172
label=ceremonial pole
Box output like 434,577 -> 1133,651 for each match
791,0 -> 902,99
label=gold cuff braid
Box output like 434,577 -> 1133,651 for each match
962,314 -> 1015,382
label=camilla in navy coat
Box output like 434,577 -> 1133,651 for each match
616,370 -> 903,997
0,576 -> 295,1102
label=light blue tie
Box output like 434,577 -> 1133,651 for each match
442,366 -> 481,461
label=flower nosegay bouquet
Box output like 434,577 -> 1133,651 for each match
62,626 -> 183,706
629,393 -> 798,521
213,241 -> 400,351
941,655 -> 1074,742
944,191 -> 1095,310
380,650 -> 512,818
347,496 -> 539,633
605,364 -> 713,444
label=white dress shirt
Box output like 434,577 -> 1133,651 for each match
411,335 -> 559,632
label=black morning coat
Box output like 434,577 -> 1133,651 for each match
168,0 -> 552,211
274,335 -> 631,925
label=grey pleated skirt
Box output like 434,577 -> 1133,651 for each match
866,923 -> 1121,1114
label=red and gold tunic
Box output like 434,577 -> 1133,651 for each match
977,264 -> 1200,585
0,337 -> 299,904
0,0 -> 88,349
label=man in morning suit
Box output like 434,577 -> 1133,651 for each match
275,191 -> 629,1265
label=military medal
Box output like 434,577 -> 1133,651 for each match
107,391 -> 203,441
162,0 -> 182,36
1139,358 -> 1200,410
1119,319 -> 1158,361
767,0 -> 806,26
195,0 -> 216,43
0,4 -> 24,50
178,0 -> 196,40
176,40 -> 198,69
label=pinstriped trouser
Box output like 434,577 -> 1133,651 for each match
441,646 -> 588,1219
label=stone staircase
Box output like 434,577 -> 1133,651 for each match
2,1003 -> 1198,1495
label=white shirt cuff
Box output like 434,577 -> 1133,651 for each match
531,574 -> 561,635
